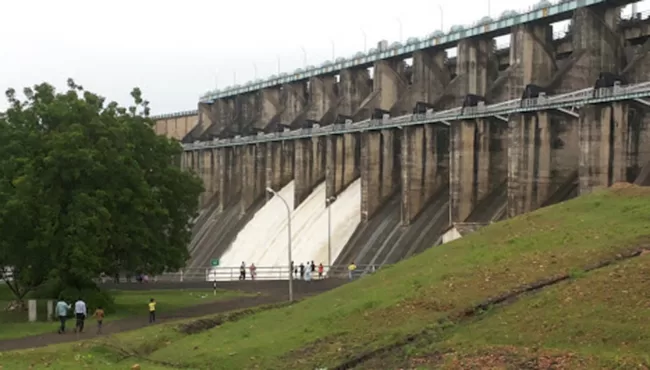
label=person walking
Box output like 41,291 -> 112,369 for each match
299,263 -> 305,280
55,298 -> 71,334
348,261 -> 357,281
239,262 -> 246,280
249,263 -> 257,281
93,306 -> 105,334
73,297 -> 87,333
318,263 -> 324,279
310,261 -> 316,275
305,265 -> 312,282
148,298 -> 157,323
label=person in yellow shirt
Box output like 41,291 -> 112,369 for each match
348,262 -> 357,280
93,306 -> 105,334
148,298 -> 156,324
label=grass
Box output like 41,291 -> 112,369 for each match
3,185 -> 650,369
0,287 -> 245,341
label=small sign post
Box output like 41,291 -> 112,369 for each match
210,259 -> 219,267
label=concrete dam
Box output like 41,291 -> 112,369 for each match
155,0 -> 650,273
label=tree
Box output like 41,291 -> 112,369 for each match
0,80 -> 203,303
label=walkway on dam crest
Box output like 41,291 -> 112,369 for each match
0,280 -> 346,352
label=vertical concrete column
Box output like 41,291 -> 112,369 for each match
218,147 -> 228,211
265,141 -> 284,199
240,144 -> 256,214
307,76 -> 338,123
450,119 -> 507,222
339,68 -> 372,116
507,24 -> 555,99
456,39 -> 497,100
253,87 -> 281,130
401,124 -> 450,225
380,129 -> 399,200
197,150 -> 206,207
255,142 -> 267,204
280,82 -> 308,125
360,131 -> 382,221
412,50 -> 450,104
374,60 -> 408,112
579,103 -> 629,194
560,6 -> 623,91
211,148 -> 221,205
281,140 -> 295,186
28,299 -> 37,322
293,138 -> 312,208
326,133 -> 360,199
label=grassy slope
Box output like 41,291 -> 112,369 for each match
2,186 -> 650,369
0,288 -> 244,340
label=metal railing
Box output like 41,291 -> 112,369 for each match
107,264 -> 388,283
183,81 -> 650,151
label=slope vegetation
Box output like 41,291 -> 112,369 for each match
3,185 -> 650,369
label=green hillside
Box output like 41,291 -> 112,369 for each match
3,185 -> 650,369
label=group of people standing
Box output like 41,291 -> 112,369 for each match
291,261 -> 324,281
239,262 -> 257,280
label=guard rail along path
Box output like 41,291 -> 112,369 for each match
183,82 -> 650,150
108,265 -> 385,283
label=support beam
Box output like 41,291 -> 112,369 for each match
450,118 -> 508,223
360,128 -> 400,221
294,137 -> 326,208
240,143 -> 267,214
264,141 -> 295,199
456,39 -> 498,102
339,68 -> 372,117
507,112 -> 579,217
280,82 -> 308,126
373,59 -> 408,112
218,146 -> 243,211
326,133 -> 360,200
401,124 -> 450,225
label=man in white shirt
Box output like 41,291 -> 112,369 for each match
74,297 -> 87,333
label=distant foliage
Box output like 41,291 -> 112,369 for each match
0,79 -> 203,301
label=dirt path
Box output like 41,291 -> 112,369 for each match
0,279 -> 345,352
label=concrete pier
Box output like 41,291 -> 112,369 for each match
240,143 -> 267,214
281,82 -> 308,127
251,88 -> 282,130
306,76 -> 338,124
294,137 -> 326,207
326,133 -> 359,199
392,50 -> 450,115
558,6 -> 624,92
360,129 -> 400,221
579,102 -> 631,193
374,60 -> 408,112
198,149 -> 218,208
218,146 -> 243,211
265,140 -> 295,196
507,112 -> 579,217
456,39 -> 498,101
450,119 -> 508,223
339,68 -> 372,117
400,124 -> 450,225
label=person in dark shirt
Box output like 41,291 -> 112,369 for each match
310,261 -> 315,273
299,263 -> 305,280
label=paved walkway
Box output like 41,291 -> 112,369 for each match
0,279 -> 345,352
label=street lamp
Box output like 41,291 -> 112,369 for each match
361,28 -> 367,52
300,46 -> 307,68
438,4 -> 444,31
326,196 -> 337,270
395,17 -> 403,43
266,187 -> 293,302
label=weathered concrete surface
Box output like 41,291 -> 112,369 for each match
154,113 -> 198,141
490,23 -> 556,101
306,76 -> 338,124
450,119 -> 508,223
251,88 -> 282,130
281,82 -> 308,127
392,50 -> 450,115
339,68 -> 372,117
265,140 -> 295,196
400,124 -> 450,225
455,39 -> 498,103
294,137 -> 326,207
507,112 -> 579,217
360,129 -> 400,221
241,143 -> 267,214
557,6 -> 624,92
326,133 -> 359,200
197,149 -> 219,209
218,146 -> 243,211
578,102 -> 650,194
374,60 -> 408,112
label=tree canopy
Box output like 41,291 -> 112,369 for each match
0,79 -> 203,300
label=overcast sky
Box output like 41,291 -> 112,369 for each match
0,0 -> 646,116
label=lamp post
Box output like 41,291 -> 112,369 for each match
361,28 -> 367,52
326,196 -> 337,271
438,4 -> 444,31
395,17 -> 403,43
253,63 -> 258,80
300,46 -> 307,68
266,187 -> 293,302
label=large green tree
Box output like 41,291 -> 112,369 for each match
0,79 -> 203,301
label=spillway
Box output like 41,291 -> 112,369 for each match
219,179 -> 361,269
186,198 -> 263,270
335,187 -> 449,272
